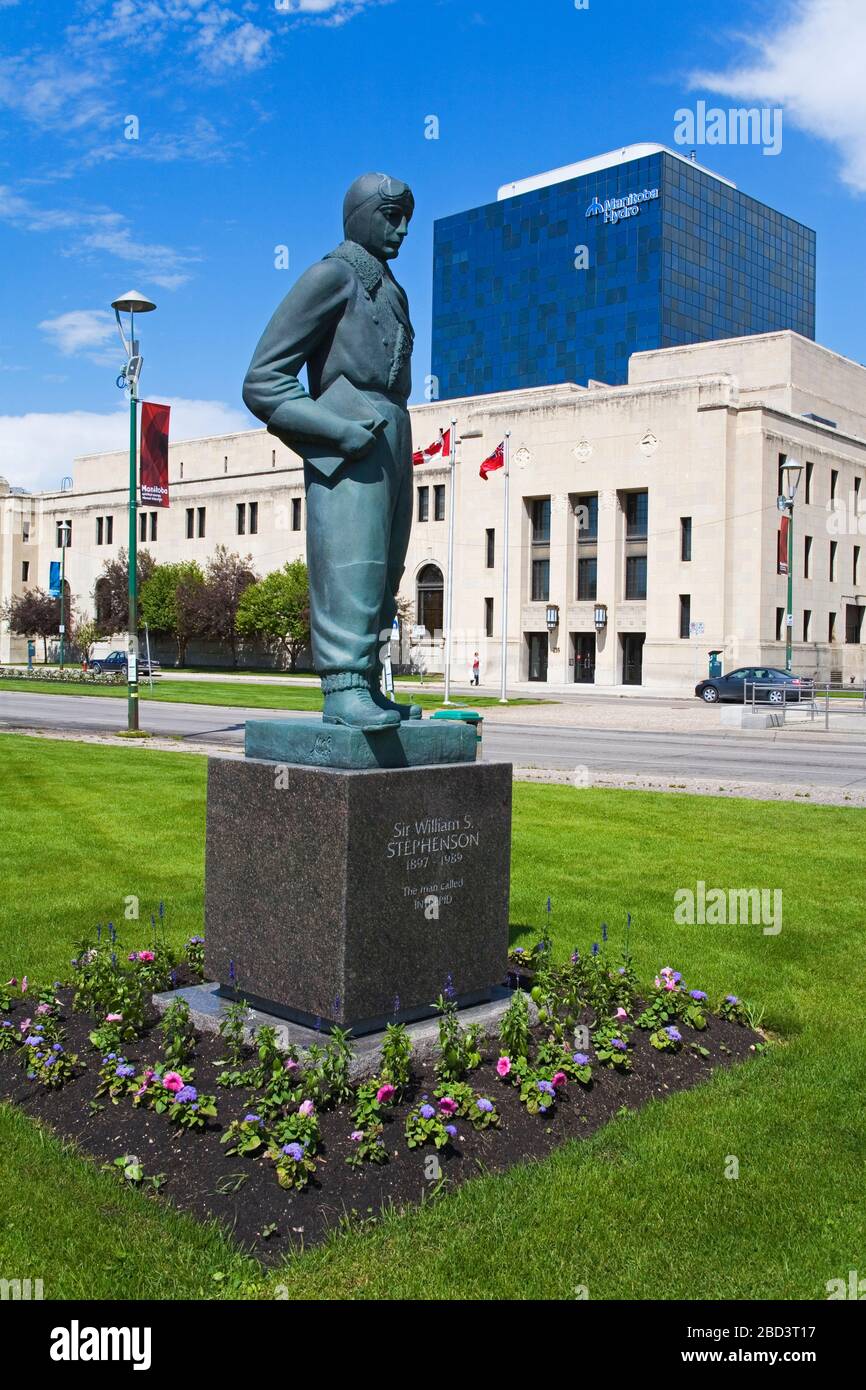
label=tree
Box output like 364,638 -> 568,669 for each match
188,546 -> 257,667
1,588 -> 68,663
72,619 -> 99,665
93,548 -> 155,633
140,561 -> 205,667
236,560 -> 311,671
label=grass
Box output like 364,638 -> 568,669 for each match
0,734 -> 863,1299
0,676 -> 546,711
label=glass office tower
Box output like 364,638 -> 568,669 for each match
431,144 -> 815,399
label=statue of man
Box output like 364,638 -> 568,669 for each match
243,173 -> 421,730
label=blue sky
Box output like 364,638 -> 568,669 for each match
1,0 -> 864,488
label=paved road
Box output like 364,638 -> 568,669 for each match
3,690 -> 866,789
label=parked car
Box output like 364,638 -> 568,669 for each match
695,667 -> 813,705
88,650 -> 161,677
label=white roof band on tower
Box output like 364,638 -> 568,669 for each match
497,142 -> 737,201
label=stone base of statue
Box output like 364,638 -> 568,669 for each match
202,723 -> 511,1035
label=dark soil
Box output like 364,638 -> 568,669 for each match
0,989 -> 762,1265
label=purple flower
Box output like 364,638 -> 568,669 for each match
445,1124 -> 457,1137
592,942 -> 599,956
244,1113 -> 262,1125
571,949 -> 580,963
726,995 -> 739,1004
189,936 -> 204,945
690,990 -> 707,1001
174,1085 -> 198,1103
24,1035 -> 42,1047
573,1052 -> 589,1066
539,1104 -> 549,1114
282,1142 -> 304,1161
115,1064 -> 135,1078
611,1038 -> 627,1051
665,1027 -> 682,1043
476,1098 -> 494,1113
537,1080 -> 555,1095
350,1130 -> 364,1143
420,1104 -> 435,1120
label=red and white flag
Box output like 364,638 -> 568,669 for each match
479,440 -> 505,480
140,401 -> 171,507
413,427 -> 451,466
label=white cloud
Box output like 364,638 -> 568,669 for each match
692,0 -> 866,194
38,309 -> 117,362
0,397 -> 252,492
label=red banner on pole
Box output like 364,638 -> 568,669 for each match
778,513 -> 789,574
140,401 -> 171,507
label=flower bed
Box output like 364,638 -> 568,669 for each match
0,666 -> 124,686
0,930 -> 764,1263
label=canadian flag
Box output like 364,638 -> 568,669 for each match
413,427 -> 451,466
479,440 -> 505,480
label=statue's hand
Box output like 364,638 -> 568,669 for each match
337,418 -> 379,460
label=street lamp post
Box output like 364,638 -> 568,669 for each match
58,521 -> 70,668
779,456 -> 803,675
111,290 -> 156,732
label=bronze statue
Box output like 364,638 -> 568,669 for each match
243,173 -> 421,730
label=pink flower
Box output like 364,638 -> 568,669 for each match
376,1083 -> 396,1105
162,1071 -> 184,1093
664,980 -> 677,991
19,1017 -> 31,1033
137,951 -> 155,963
284,1058 -> 298,1072
551,1071 -> 567,1088
438,1096 -> 458,1115
21,977 -> 28,994
350,1130 -> 364,1143
35,1003 -> 52,1016
5,978 -> 16,989
615,1007 -> 628,1021
298,1099 -> 315,1117
105,1013 -> 123,1023
496,1056 -> 511,1078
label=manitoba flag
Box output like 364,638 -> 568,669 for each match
413,427 -> 451,466
479,440 -> 505,480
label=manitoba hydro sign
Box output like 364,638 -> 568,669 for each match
586,187 -> 659,226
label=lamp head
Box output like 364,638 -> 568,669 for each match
111,290 -> 156,315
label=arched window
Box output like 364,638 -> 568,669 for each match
416,563 -> 444,639
94,577 -> 112,629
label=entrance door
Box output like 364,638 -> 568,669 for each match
527,632 -> 548,682
573,632 -> 596,683
621,632 -> 645,685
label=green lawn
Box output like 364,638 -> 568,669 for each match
0,676 -> 545,711
0,733 -> 863,1300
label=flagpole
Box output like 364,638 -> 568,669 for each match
499,431 -> 510,704
442,418 -> 458,705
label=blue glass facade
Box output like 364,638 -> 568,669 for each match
431,152 -> 815,398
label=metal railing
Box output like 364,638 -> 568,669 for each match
746,681 -> 866,730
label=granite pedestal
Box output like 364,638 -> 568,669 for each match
204,754 -> 512,1034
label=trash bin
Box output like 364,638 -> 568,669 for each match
708,650 -> 723,678
431,708 -> 484,748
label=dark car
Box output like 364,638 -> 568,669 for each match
695,667 -> 813,705
89,650 -> 161,677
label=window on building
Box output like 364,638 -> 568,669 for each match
417,486 -> 429,522
577,556 -> 597,601
179,461 -> 184,479
575,493 -> 598,540
249,501 -> 258,535
829,611 -> 837,643
855,546 -> 861,586
777,453 -> 786,499
106,515 -> 113,545
805,461 -> 813,503
236,503 -> 246,536
96,516 -> 104,546
830,540 -> 838,582
139,511 -> 147,542
679,594 -> 691,639
186,508 -> 194,540
484,596 -> 494,638
625,555 -> 647,600
804,534 -> 812,577
855,476 -> 862,513
831,468 -> 839,502
530,498 -> 551,602
434,484 -> 445,522
416,563 -> 443,637
150,512 -> 157,541
197,507 -> 206,538
291,497 -> 302,531
803,609 -> 811,642
223,455 -> 228,474
56,519 -> 71,548
21,561 -> 29,583
680,516 -> 692,562
625,490 -> 648,538
271,450 -> 276,468
846,605 -> 864,644
776,607 -> 785,642
485,528 -> 495,568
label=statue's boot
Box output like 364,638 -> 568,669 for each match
371,662 -> 422,721
322,672 -> 400,732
